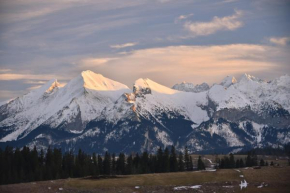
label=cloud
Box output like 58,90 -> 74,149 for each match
0,0 -> 145,23
220,0 -> 238,4
78,58 -> 117,68
0,69 -> 12,72
175,13 -> 194,23
184,10 -> 243,37
110,42 -> 138,49
1,43 -> 288,101
268,37 -> 290,46
24,80 -> 47,84
0,73 -> 56,81
27,85 -> 42,90
0,90 -> 27,101
156,0 -> 172,3
75,44 -> 286,87
178,14 -> 194,20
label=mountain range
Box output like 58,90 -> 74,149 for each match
0,70 -> 289,154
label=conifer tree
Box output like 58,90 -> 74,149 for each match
178,152 -> 185,171
170,145 -> 178,172
133,153 -> 140,173
92,153 -> 98,176
52,148 -> 62,179
126,154 -> 134,174
236,159 -> 240,168
189,156 -> 193,171
229,153 -> 235,168
111,153 -> 116,175
157,147 -> 164,173
184,146 -> 190,171
260,159 -> 265,166
163,148 -> 170,173
197,156 -> 205,170
149,154 -> 157,173
140,151 -> 150,174
117,153 -> 126,175
45,146 -> 53,180
103,151 -> 111,175
98,155 -> 103,175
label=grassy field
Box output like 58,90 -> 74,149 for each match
1,155 -> 289,193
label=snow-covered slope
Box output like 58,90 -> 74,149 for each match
133,78 -> 209,126
209,73 -> 290,112
0,70 -> 130,142
220,76 -> 237,88
0,72 -> 289,154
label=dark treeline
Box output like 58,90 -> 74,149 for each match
0,145 -> 206,185
237,143 -> 290,156
216,152 -> 267,169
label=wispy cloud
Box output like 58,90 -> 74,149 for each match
27,85 -> 42,90
0,69 -> 12,73
178,13 -> 194,20
0,73 -> 56,81
110,42 -> 138,49
174,13 -> 194,24
220,0 -> 238,4
184,10 -> 243,37
75,44 -> 285,87
24,80 -> 47,84
0,0 -> 144,23
268,37 -> 290,46
0,90 -> 27,101
79,58 -> 117,68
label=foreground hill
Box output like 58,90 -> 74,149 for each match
0,70 -> 289,153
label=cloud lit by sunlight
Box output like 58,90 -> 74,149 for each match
75,44 -> 284,87
268,37 -> 290,46
184,10 -> 243,37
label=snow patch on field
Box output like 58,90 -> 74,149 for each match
223,186 -> 234,188
239,180 -> 248,189
206,169 -> 216,172
173,185 -> 201,191
257,182 -> 268,188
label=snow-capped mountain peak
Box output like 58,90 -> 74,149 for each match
0,72 -> 289,154
81,70 -> 129,91
45,79 -> 60,93
0,70 -> 131,142
239,73 -> 265,83
220,76 -> 237,88
134,78 -> 178,95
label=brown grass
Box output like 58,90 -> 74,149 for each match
1,155 -> 289,193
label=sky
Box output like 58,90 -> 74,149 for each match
0,0 -> 290,102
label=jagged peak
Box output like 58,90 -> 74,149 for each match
271,74 -> 290,87
220,76 -> 237,88
239,73 -> 264,83
134,78 -> 177,95
46,79 -> 60,93
29,79 -> 60,95
172,81 -> 209,93
65,70 -> 129,91
173,82 -> 194,87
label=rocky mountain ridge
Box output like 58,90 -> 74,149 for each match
0,71 -> 289,154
